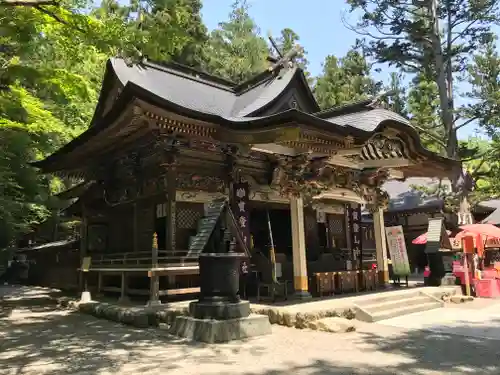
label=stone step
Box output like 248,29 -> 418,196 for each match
370,301 -> 442,322
360,295 -> 432,314
357,291 -> 422,306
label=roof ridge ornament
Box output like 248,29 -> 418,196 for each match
267,43 -> 303,77
368,90 -> 396,109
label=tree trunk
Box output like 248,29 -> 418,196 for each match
428,0 -> 457,159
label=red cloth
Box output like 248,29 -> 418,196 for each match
423,266 -> 431,277
412,230 -> 452,245
474,279 -> 500,298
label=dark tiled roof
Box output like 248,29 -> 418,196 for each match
323,108 -> 411,132
382,178 -> 499,213
482,208 -> 500,224
382,178 -> 450,212
111,58 -> 303,118
478,199 -> 500,209
316,98 -> 412,132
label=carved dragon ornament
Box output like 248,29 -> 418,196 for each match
270,153 -> 391,207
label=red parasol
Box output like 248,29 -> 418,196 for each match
455,224 -> 500,255
457,224 -> 500,239
412,230 -> 452,245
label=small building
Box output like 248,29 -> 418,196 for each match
31,56 -> 459,302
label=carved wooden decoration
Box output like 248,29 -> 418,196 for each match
360,134 -> 407,161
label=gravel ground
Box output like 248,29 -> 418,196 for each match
1,285 -> 499,375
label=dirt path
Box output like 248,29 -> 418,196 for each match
1,286 -> 499,375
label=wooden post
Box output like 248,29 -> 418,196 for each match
148,232 -> 160,306
464,253 -> 471,297
373,207 -> 389,285
97,272 -> 103,295
163,146 -> 177,255
118,272 -> 129,304
79,204 -> 92,303
133,202 -> 139,252
79,205 -> 87,292
290,195 -> 311,299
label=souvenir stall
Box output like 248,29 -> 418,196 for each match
452,224 -> 500,298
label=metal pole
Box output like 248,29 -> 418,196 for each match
266,210 -> 277,283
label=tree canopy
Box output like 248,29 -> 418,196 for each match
2,0 -> 500,247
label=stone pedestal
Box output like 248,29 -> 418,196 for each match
169,251 -> 271,343
190,300 -> 250,320
169,314 -> 271,343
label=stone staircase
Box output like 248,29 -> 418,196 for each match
353,290 -> 444,322
186,200 -> 227,258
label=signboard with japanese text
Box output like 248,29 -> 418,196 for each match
349,204 -> 363,270
232,182 -> 251,250
385,225 -> 411,276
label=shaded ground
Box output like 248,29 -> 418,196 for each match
1,285 -> 499,375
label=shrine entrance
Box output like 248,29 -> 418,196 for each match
32,55 -> 461,302
249,203 -> 292,260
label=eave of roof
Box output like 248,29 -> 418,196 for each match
32,78 -> 460,173
31,58 -> 459,175
55,181 -> 94,200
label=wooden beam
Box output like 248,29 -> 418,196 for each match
357,158 -> 415,169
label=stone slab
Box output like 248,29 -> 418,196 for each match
314,317 -> 357,333
169,314 -> 272,343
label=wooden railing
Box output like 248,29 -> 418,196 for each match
90,250 -> 198,268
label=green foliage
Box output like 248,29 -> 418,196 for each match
201,0 -> 269,83
0,0 -> 196,246
314,47 -> 382,109
271,27 -> 311,82
346,0 -> 500,160
466,35 -> 500,138
382,72 -> 408,117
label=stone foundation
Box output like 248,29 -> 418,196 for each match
190,300 -> 250,320
77,301 -> 189,328
169,314 -> 271,343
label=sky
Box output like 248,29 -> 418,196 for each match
200,0 -> 485,140
201,0 -> 357,78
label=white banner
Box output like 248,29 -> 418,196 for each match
385,225 -> 411,277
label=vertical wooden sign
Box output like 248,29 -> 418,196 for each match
232,181 -> 251,249
349,204 -> 363,270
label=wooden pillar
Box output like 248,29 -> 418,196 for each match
97,272 -> 103,295
133,202 -> 139,252
373,207 -> 389,284
118,272 -> 129,304
164,158 -> 177,254
290,196 -> 311,299
79,204 -> 88,292
148,232 -> 161,306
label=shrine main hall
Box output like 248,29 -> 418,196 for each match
32,54 -> 460,301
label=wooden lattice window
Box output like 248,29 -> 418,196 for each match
176,208 -> 202,230
328,214 -> 347,249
